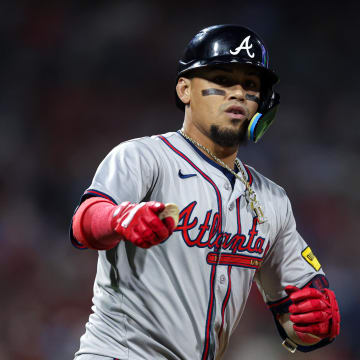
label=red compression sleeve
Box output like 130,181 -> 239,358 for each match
72,197 -> 121,250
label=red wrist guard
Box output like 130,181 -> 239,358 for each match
72,197 -> 120,250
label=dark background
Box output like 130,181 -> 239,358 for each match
0,1 -> 359,359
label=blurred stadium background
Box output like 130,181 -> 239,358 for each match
0,1 -> 359,359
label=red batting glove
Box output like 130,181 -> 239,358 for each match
285,285 -> 340,344
112,201 -> 174,249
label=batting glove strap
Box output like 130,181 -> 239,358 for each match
322,288 -> 341,339
273,315 -> 335,353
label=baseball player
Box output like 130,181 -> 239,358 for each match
70,25 -> 340,360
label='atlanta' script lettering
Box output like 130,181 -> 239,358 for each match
174,201 -> 265,254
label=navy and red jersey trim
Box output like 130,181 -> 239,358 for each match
218,196 -> 242,339
84,189 -> 117,204
236,196 -> 241,234
218,264 -> 232,339
177,130 -> 239,189
242,163 -> 253,186
158,135 -> 222,360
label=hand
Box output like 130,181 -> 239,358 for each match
112,201 -> 176,248
285,285 -> 340,344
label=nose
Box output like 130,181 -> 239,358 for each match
228,84 -> 246,102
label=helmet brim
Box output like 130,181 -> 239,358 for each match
177,57 -> 279,85
175,58 -> 279,111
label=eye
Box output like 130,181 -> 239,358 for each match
211,75 -> 233,86
243,79 -> 260,91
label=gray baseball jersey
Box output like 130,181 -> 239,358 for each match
72,131 -> 325,360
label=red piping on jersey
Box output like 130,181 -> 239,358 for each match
203,264 -> 217,359
85,189 -> 117,204
217,197 -> 265,338
158,135 -> 222,360
236,197 -> 241,233
242,163 -> 253,186
218,264 -> 232,339
218,196 -> 241,339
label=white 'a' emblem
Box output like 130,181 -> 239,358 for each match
230,35 -> 255,58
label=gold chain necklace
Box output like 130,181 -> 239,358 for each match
179,129 -> 266,223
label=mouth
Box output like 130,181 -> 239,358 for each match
225,105 -> 247,119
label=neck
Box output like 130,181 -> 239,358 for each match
181,122 -> 238,169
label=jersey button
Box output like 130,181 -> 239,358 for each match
219,275 -> 226,284
224,183 -> 230,190
228,203 -> 234,211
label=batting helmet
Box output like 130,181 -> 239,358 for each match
175,24 -> 280,143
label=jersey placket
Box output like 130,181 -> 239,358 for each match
213,177 -> 245,349
163,134 -> 249,359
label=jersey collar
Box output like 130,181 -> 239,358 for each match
177,130 -> 239,177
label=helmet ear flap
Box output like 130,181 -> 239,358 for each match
248,91 -> 280,143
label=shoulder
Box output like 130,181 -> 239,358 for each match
244,164 -> 295,239
102,132 -> 181,171
112,135 -> 155,152
107,132 -> 176,159
244,163 -> 286,200
150,131 -> 180,147
111,131 -> 178,154
243,163 -> 291,223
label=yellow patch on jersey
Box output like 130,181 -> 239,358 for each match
302,246 -> 321,271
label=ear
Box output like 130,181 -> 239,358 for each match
176,77 -> 191,106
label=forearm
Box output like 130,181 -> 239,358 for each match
72,197 -> 121,250
72,197 -> 177,250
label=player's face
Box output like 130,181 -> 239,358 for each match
184,64 -> 261,147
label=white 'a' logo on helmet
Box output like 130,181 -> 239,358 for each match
230,35 -> 255,58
